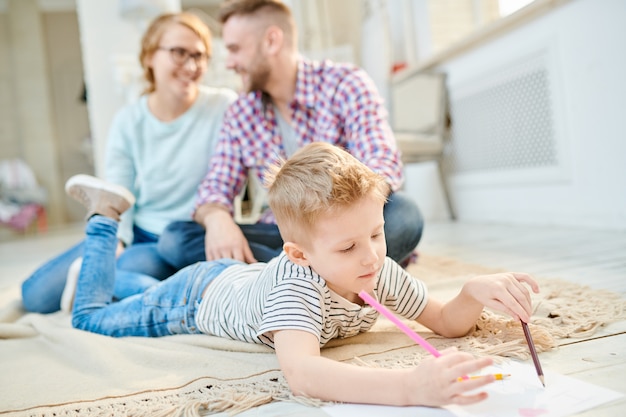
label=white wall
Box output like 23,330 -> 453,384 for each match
419,0 -> 626,230
75,1 -> 141,177
75,0 -> 182,177
1,0 -> 65,225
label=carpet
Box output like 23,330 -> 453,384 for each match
1,254 -> 624,417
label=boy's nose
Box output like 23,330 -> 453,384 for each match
361,244 -> 379,266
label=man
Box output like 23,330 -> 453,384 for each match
157,0 -> 423,269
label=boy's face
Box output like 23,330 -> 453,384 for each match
296,195 -> 387,303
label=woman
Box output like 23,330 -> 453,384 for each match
21,12 -> 237,313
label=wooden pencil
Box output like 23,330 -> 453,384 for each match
521,320 -> 545,387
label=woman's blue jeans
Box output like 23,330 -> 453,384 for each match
157,191 -> 423,270
21,224 -> 176,313
72,216 -> 238,337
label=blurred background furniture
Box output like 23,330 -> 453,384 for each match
233,169 -> 267,225
390,70 -> 455,219
0,158 -> 48,235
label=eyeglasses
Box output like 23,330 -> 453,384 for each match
158,47 -> 209,66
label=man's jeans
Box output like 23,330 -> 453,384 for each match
158,191 -> 423,270
21,224 -> 175,313
72,216 -> 238,337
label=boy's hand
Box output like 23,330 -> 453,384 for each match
274,331 -> 497,407
408,347 -> 495,406
463,272 -> 539,322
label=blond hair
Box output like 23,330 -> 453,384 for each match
266,142 -> 389,242
139,12 -> 212,94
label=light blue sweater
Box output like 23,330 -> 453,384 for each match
104,85 -> 238,245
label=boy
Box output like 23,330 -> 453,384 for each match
66,142 -> 539,407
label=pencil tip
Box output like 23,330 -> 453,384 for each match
539,375 -> 545,387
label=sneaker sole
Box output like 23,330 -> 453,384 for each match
65,174 -> 136,207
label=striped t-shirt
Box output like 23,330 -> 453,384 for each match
195,252 -> 428,349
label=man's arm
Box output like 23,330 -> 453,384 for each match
334,68 -> 404,191
273,329 -> 495,407
191,103 -> 257,263
193,203 -> 256,263
193,113 -> 248,217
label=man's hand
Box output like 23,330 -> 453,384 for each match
200,207 -> 257,263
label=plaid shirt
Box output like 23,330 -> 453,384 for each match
195,57 -> 404,223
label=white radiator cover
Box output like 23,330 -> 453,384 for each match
417,0 -> 626,230
449,51 -> 558,174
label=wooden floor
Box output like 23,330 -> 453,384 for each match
417,222 -> 626,417
419,221 -> 626,295
1,221 -> 624,416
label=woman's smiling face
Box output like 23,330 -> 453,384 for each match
149,23 -> 208,98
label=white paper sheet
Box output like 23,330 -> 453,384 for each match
322,360 -> 623,417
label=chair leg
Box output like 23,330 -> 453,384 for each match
436,159 -> 456,220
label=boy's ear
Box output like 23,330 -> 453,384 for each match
283,241 -> 311,266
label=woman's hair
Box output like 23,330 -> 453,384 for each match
139,12 -> 212,94
266,142 -> 389,242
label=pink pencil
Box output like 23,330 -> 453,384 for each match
358,290 -> 441,358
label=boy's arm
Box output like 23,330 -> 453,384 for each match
417,272 -> 540,338
273,329 -> 495,407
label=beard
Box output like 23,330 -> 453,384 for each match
246,66 -> 271,93
243,49 -> 272,93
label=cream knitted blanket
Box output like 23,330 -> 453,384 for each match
1,255 -> 624,417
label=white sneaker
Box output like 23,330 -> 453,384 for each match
60,257 -> 82,313
65,174 -> 135,221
